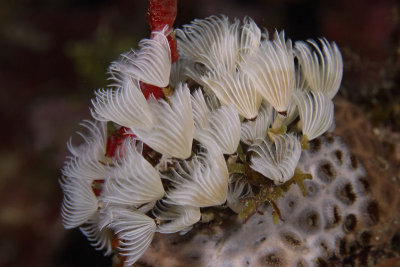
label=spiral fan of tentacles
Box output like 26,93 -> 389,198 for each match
60,15 -> 343,266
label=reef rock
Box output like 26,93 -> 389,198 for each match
124,98 -> 400,267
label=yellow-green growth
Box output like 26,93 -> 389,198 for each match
228,163 -> 246,175
162,85 -> 174,104
238,168 -> 312,223
238,198 -> 257,220
272,211 -> 280,225
236,144 -> 246,162
301,135 -> 310,150
267,125 -> 287,141
106,121 -> 118,138
287,168 -> 313,196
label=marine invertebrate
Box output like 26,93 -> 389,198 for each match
295,38 -> 343,99
178,15 -> 263,120
191,89 -> 241,154
60,2 -> 349,265
249,133 -> 302,184
243,30 -> 295,114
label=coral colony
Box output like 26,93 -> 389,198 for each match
60,3 -> 344,266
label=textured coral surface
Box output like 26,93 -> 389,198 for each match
126,97 -> 400,267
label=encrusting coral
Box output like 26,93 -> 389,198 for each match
136,134 -> 399,267
59,7 -> 400,267
135,99 -> 400,267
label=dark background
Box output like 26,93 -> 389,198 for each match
0,0 -> 398,266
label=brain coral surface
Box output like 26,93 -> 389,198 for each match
136,133 -> 397,267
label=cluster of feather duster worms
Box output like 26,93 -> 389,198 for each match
60,15 -> 343,266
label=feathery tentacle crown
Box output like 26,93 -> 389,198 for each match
243,30 -> 295,114
60,15 -> 343,266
